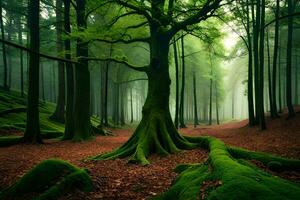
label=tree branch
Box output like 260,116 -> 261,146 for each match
0,38 -> 78,64
81,57 -> 149,72
92,37 -> 150,44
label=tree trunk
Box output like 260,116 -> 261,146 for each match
258,0 -> 266,129
286,0 -> 295,118
40,62 -> 45,101
73,0 -> 92,141
0,2 -> 8,90
50,0 -> 65,123
103,45 -> 112,126
130,86 -> 134,123
18,15 -> 24,97
179,36 -> 186,128
215,81 -> 220,125
278,45 -> 282,113
24,0 -> 42,143
267,29 -> 274,117
173,38 -> 179,129
193,72 -> 199,127
63,0 -> 75,140
92,33 -> 197,165
252,0 -> 260,124
272,0 -> 280,117
209,62 -> 213,125
246,0 -> 256,126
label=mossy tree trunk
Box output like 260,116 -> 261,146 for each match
63,0 -> 75,140
24,0 -> 42,143
92,31 -> 196,165
72,0 -> 92,141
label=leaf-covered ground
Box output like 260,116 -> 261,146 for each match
0,90 -> 299,199
0,113 -> 299,199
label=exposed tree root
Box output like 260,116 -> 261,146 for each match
0,159 -> 93,200
156,136 -> 300,200
91,125 -> 113,136
90,113 -> 198,165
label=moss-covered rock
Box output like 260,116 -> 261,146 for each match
156,136 -> 300,200
0,159 -> 93,200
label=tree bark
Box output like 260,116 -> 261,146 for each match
73,0 -> 92,141
50,0 -> 66,123
272,0 -> 280,117
246,0 -> 256,126
286,0 -> 295,118
258,0 -> 266,129
173,38 -> 179,129
193,72 -> 199,127
23,0 -> 42,143
179,36 -> 186,128
63,0 -> 75,140
0,2 -> 8,90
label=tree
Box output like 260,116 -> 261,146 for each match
91,0 -> 223,165
0,1 -> 8,90
72,0 -> 92,141
173,38 -> 180,129
271,0 -> 280,118
23,0 -> 42,143
179,35 -> 186,128
286,0 -> 295,118
63,0 -> 75,140
50,0 -> 66,123
193,71 -> 199,127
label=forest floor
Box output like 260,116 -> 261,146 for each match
0,111 -> 300,199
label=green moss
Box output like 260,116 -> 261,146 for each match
157,136 -> 300,200
0,131 -> 64,147
0,89 -> 65,138
0,136 -> 23,147
0,159 -> 93,200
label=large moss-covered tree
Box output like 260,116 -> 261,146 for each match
91,0 -> 223,165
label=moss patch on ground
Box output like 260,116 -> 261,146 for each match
156,136 -> 300,200
0,159 -> 93,200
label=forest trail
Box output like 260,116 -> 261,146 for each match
0,113 -> 299,199
181,112 -> 300,159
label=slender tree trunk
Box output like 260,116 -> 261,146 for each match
173,38 -> 179,129
279,46 -> 282,113
73,0 -> 92,141
24,0 -> 42,143
7,18 -> 12,89
40,62 -> 45,101
130,86 -> 134,123
193,72 -> 199,127
252,0 -> 260,124
272,0 -> 280,117
215,81 -> 219,125
18,15 -> 24,97
50,0 -> 65,123
63,0 -> 75,140
267,29 -> 274,116
286,0 -> 295,118
259,0 -> 266,129
295,50 -> 298,105
246,0 -> 255,126
179,36 -> 186,128
0,2 -> 8,90
209,60 -> 213,125
103,45 -> 112,126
